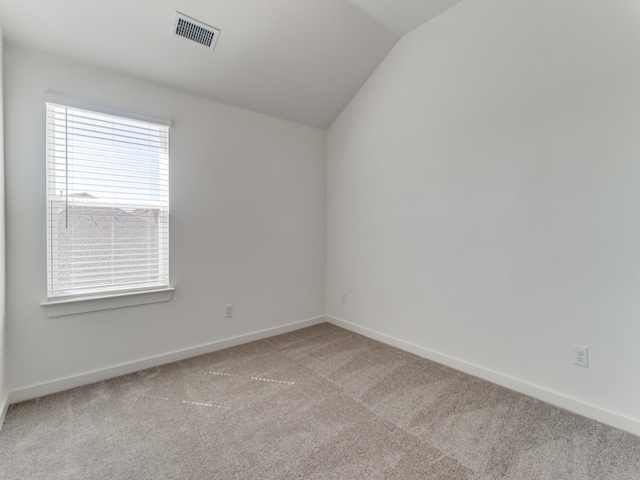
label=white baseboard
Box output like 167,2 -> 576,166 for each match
328,315 -> 640,437
0,392 -> 9,432
8,315 -> 326,405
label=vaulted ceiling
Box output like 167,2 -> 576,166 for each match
0,0 -> 464,128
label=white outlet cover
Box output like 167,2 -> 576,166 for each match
573,345 -> 588,367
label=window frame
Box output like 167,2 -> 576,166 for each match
41,93 -> 174,315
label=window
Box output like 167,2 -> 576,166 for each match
46,99 -> 170,300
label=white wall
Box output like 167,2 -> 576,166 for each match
0,22 -> 8,423
328,0 -> 640,434
5,46 -> 326,397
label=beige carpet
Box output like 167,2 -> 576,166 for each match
1,323 -> 639,479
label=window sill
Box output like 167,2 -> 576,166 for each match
41,287 -> 175,318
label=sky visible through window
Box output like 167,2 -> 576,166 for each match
48,105 -> 168,205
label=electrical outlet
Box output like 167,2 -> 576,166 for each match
341,293 -> 347,303
573,345 -> 588,367
225,304 -> 233,319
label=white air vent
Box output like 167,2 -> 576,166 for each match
173,12 -> 220,50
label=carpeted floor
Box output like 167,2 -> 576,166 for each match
1,323 -> 640,479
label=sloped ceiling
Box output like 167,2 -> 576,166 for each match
349,0 -> 466,36
0,0 -> 461,128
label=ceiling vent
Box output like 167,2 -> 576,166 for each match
173,12 -> 220,50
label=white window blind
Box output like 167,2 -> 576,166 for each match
46,101 -> 170,299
